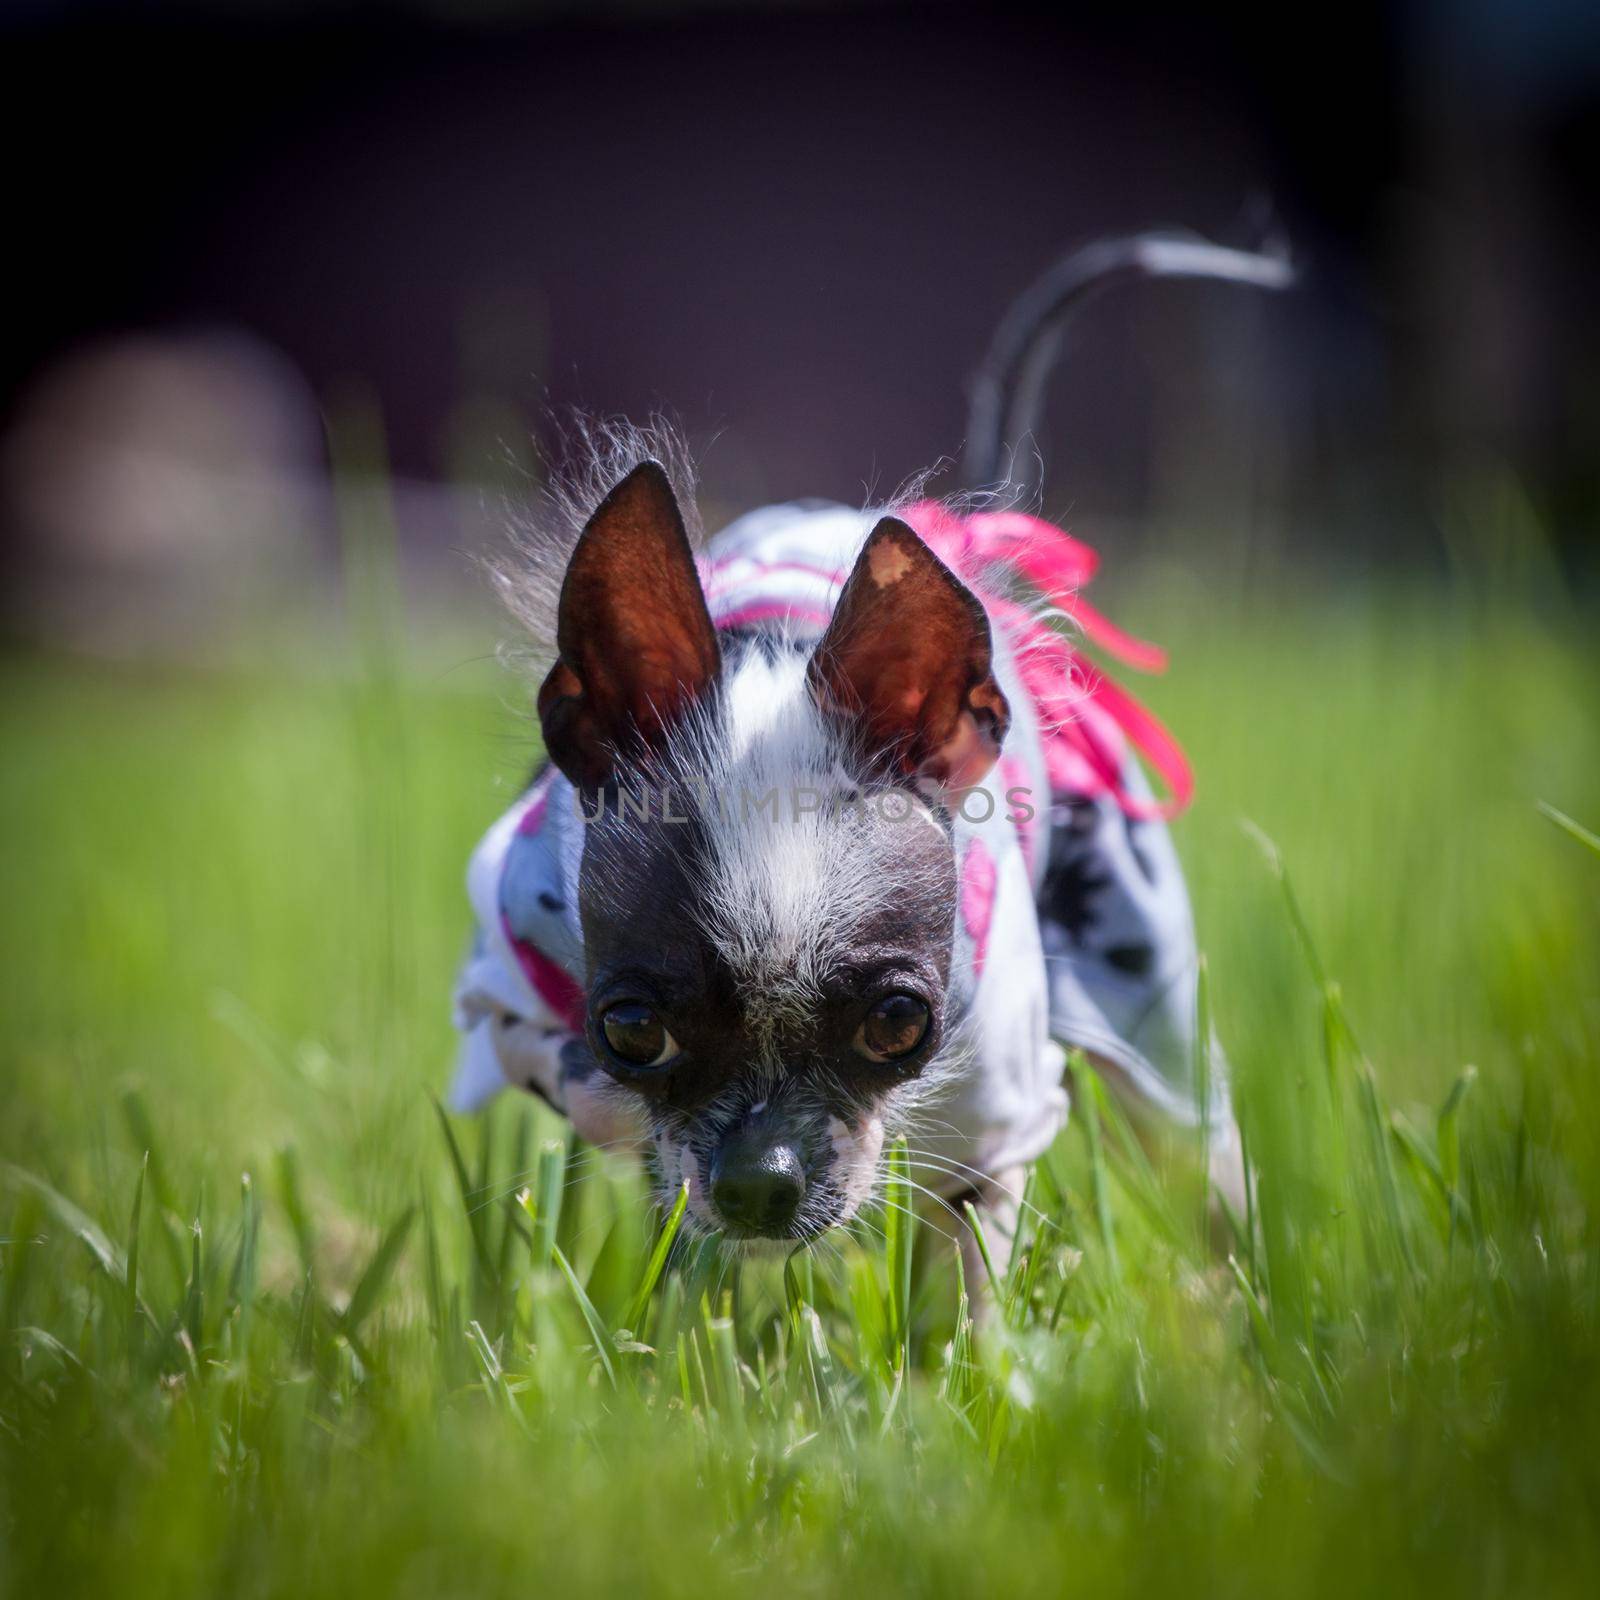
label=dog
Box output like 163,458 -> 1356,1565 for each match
450,232 -> 1290,1259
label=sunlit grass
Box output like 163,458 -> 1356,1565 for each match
2,574 -> 1597,1598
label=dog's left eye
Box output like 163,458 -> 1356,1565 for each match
599,1002 -> 680,1069
854,993 -> 931,1063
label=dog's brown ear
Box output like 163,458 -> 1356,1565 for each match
807,516 -> 1009,790
537,461 -> 720,788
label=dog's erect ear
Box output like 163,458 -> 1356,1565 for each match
807,516 -> 1010,790
537,462 -> 720,788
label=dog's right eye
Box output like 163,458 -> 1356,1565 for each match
598,1002 -> 679,1069
854,992 -> 932,1063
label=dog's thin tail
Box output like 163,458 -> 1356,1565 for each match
962,229 -> 1295,497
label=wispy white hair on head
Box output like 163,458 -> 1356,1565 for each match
488,413 -> 704,678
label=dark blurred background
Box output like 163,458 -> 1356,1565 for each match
3,0 -> 1597,652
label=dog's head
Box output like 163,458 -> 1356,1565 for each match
537,462 -> 1009,1242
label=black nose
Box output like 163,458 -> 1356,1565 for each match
710,1139 -> 806,1235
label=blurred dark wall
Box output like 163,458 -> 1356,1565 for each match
3,0 -> 1597,640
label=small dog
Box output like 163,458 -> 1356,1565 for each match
452,233 -> 1289,1254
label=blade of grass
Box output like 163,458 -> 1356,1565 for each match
1067,1052 -> 1119,1275
1437,1065 -> 1477,1196
420,1192 -> 449,1346
627,1178 -> 690,1334
125,1153 -> 147,1364
226,1173 -> 258,1304
531,1139 -> 567,1269
782,1246 -> 814,1326
183,1199 -> 204,1354
1229,1253 -> 1279,1369
961,1200 -> 1004,1303
551,1242 -> 617,1388
226,1172 -> 260,1351
884,1136 -> 914,1366
1243,819 -> 1330,988
1438,1065 -> 1478,1246
290,1270 -> 316,1368
2,1192 -> 43,1374
496,1106 -> 533,1288
342,1206 -> 415,1341
1088,1070 -> 1186,1246
120,1091 -> 186,1284
275,1146 -> 317,1282
1538,800 -> 1600,857
466,1318 -> 531,1436
1351,1046 -> 1418,1278
1252,823 -> 1417,1283
431,1097 -> 494,1284
2,1162 -> 156,1325
942,1244 -> 976,1412
707,1310 -> 746,1442
1389,1114 -> 1453,1240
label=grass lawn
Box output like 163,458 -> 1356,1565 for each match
2,561 -> 1598,1598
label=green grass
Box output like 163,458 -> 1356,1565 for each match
2,571 -> 1599,1598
